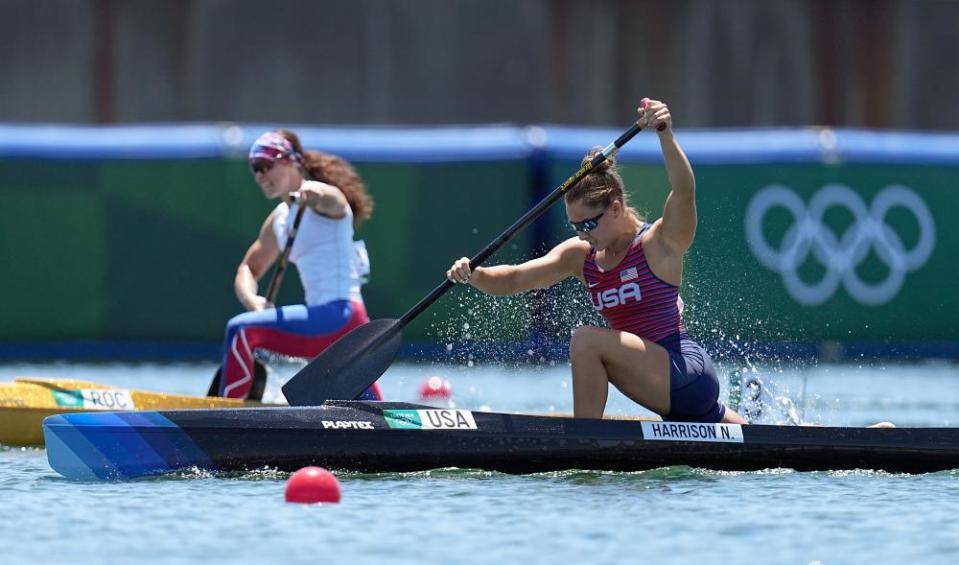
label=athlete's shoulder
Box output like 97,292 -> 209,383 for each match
271,200 -> 289,215
541,237 -> 590,275
639,218 -> 674,254
557,235 -> 590,249
265,202 -> 286,225
553,236 -> 591,258
639,219 -> 659,240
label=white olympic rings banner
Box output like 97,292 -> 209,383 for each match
745,184 -> 936,306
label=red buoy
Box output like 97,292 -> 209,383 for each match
418,376 -> 452,400
285,466 -> 341,504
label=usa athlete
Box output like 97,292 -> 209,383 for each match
446,98 -> 746,424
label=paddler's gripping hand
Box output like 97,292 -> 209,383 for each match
447,257 -> 473,285
290,181 -> 342,211
242,294 -> 272,312
638,97 -> 672,134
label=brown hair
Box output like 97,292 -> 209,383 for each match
277,129 -> 374,227
564,147 -> 643,223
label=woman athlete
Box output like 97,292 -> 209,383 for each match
217,130 -> 381,402
447,99 -> 746,423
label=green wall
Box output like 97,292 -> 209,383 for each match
0,158 -> 532,346
2,126 -> 957,358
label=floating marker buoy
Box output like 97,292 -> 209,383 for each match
418,376 -> 452,400
285,466 -> 341,504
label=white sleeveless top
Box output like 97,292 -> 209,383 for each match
271,201 -> 369,306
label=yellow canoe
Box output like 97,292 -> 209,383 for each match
0,376 -> 268,447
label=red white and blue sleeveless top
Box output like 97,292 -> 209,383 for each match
582,224 -> 684,343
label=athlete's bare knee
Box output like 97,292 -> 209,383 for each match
570,326 -> 603,360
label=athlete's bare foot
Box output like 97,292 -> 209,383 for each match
867,421 -> 896,428
721,407 -> 748,425
798,422 -> 897,428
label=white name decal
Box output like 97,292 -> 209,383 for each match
420,409 -> 477,429
641,421 -> 744,443
383,409 -> 478,430
52,389 -> 137,410
322,420 -> 375,430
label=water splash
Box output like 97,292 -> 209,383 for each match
427,276 -> 602,367
682,260 -> 822,424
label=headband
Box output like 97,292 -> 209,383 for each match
248,131 -> 301,165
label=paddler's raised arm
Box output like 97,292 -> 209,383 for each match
446,237 -> 590,296
643,98 -> 697,253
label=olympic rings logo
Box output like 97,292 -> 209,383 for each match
745,184 -> 936,306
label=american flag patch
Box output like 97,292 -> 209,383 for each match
620,267 -> 638,282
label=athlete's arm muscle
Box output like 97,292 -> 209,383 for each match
457,238 -> 590,296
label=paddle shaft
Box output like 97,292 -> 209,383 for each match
263,191 -> 309,304
397,120 -> 645,328
210,175 -> 308,398
281,119 -> 647,405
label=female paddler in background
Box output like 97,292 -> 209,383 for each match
217,130 -> 381,401
447,98 -> 746,424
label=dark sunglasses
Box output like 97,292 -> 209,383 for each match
568,207 -> 609,233
250,159 -> 275,175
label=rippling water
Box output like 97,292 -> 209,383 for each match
2,360 -> 958,564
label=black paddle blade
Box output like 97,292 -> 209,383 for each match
206,367 -> 222,397
207,361 -> 267,400
281,318 -> 402,406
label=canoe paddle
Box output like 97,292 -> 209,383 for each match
264,201 -> 308,306
282,119 -> 647,406
207,192 -> 308,398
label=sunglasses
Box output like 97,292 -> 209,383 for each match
250,159 -> 275,175
568,206 -> 609,233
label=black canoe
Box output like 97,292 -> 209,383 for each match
43,401 -> 959,480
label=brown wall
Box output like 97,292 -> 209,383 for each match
2,0 -> 957,129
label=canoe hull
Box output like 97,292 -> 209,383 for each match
1,377 -> 265,446
43,401 -> 959,480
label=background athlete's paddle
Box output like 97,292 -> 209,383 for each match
206,199 -> 308,399
282,119 -> 647,405
263,199 -> 309,305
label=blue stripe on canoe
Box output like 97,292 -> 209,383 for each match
116,411 -> 215,473
45,411 -> 215,480
44,414 -> 116,480
63,412 -> 172,479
